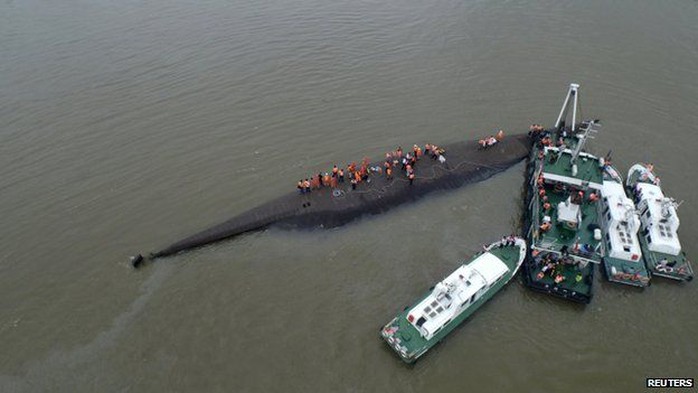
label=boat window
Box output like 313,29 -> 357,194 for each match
435,306 -> 444,313
606,212 -> 611,220
431,300 -> 439,308
617,227 -> 633,245
429,311 -> 437,318
469,294 -> 476,303
647,235 -> 652,243
658,224 -> 673,238
416,317 -> 427,327
461,301 -> 468,308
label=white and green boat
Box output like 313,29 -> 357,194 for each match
599,164 -> 650,287
380,237 -> 526,363
522,83 -> 605,304
626,163 -> 693,281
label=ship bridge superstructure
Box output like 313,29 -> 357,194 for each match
407,253 -> 509,340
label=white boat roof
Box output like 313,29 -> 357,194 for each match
601,180 -> 642,258
602,181 -> 635,221
407,252 -> 509,340
635,182 -> 681,255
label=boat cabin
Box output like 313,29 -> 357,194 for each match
406,253 -> 509,340
633,182 -> 681,255
556,196 -> 581,230
600,181 -> 642,261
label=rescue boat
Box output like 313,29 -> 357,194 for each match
522,83 -> 605,304
626,164 -> 693,281
598,164 -> 650,287
380,237 -> 526,363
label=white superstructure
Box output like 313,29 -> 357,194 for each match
600,180 -> 642,261
633,180 -> 681,256
406,239 -> 525,341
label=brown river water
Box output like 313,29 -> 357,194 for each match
1,0 -> 697,391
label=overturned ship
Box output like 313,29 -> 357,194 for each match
132,133 -> 532,267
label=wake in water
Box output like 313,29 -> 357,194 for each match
0,263 -> 173,392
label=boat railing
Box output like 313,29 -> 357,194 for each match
530,174 -> 541,241
532,245 -> 601,265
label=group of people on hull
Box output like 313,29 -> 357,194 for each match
296,143 -> 447,194
478,129 -> 505,149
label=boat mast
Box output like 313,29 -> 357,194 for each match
570,120 -> 600,164
554,83 -> 580,133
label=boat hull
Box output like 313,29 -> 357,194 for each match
148,135 -> 532,260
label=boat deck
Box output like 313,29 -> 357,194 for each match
534,190 -> 601,255
602,256 -> 650,287
525,258 -> 594,299
543,151 -> 604,186
642,247 -> 694,281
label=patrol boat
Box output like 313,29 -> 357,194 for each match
626,163 -> 693,281
380,237 -> 526,363
522,83 -> 605,304
598,164 -> 650,287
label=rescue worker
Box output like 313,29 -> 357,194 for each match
338,168 -> 344,183
297,180 -> 304,194
332,165 -> 338,178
